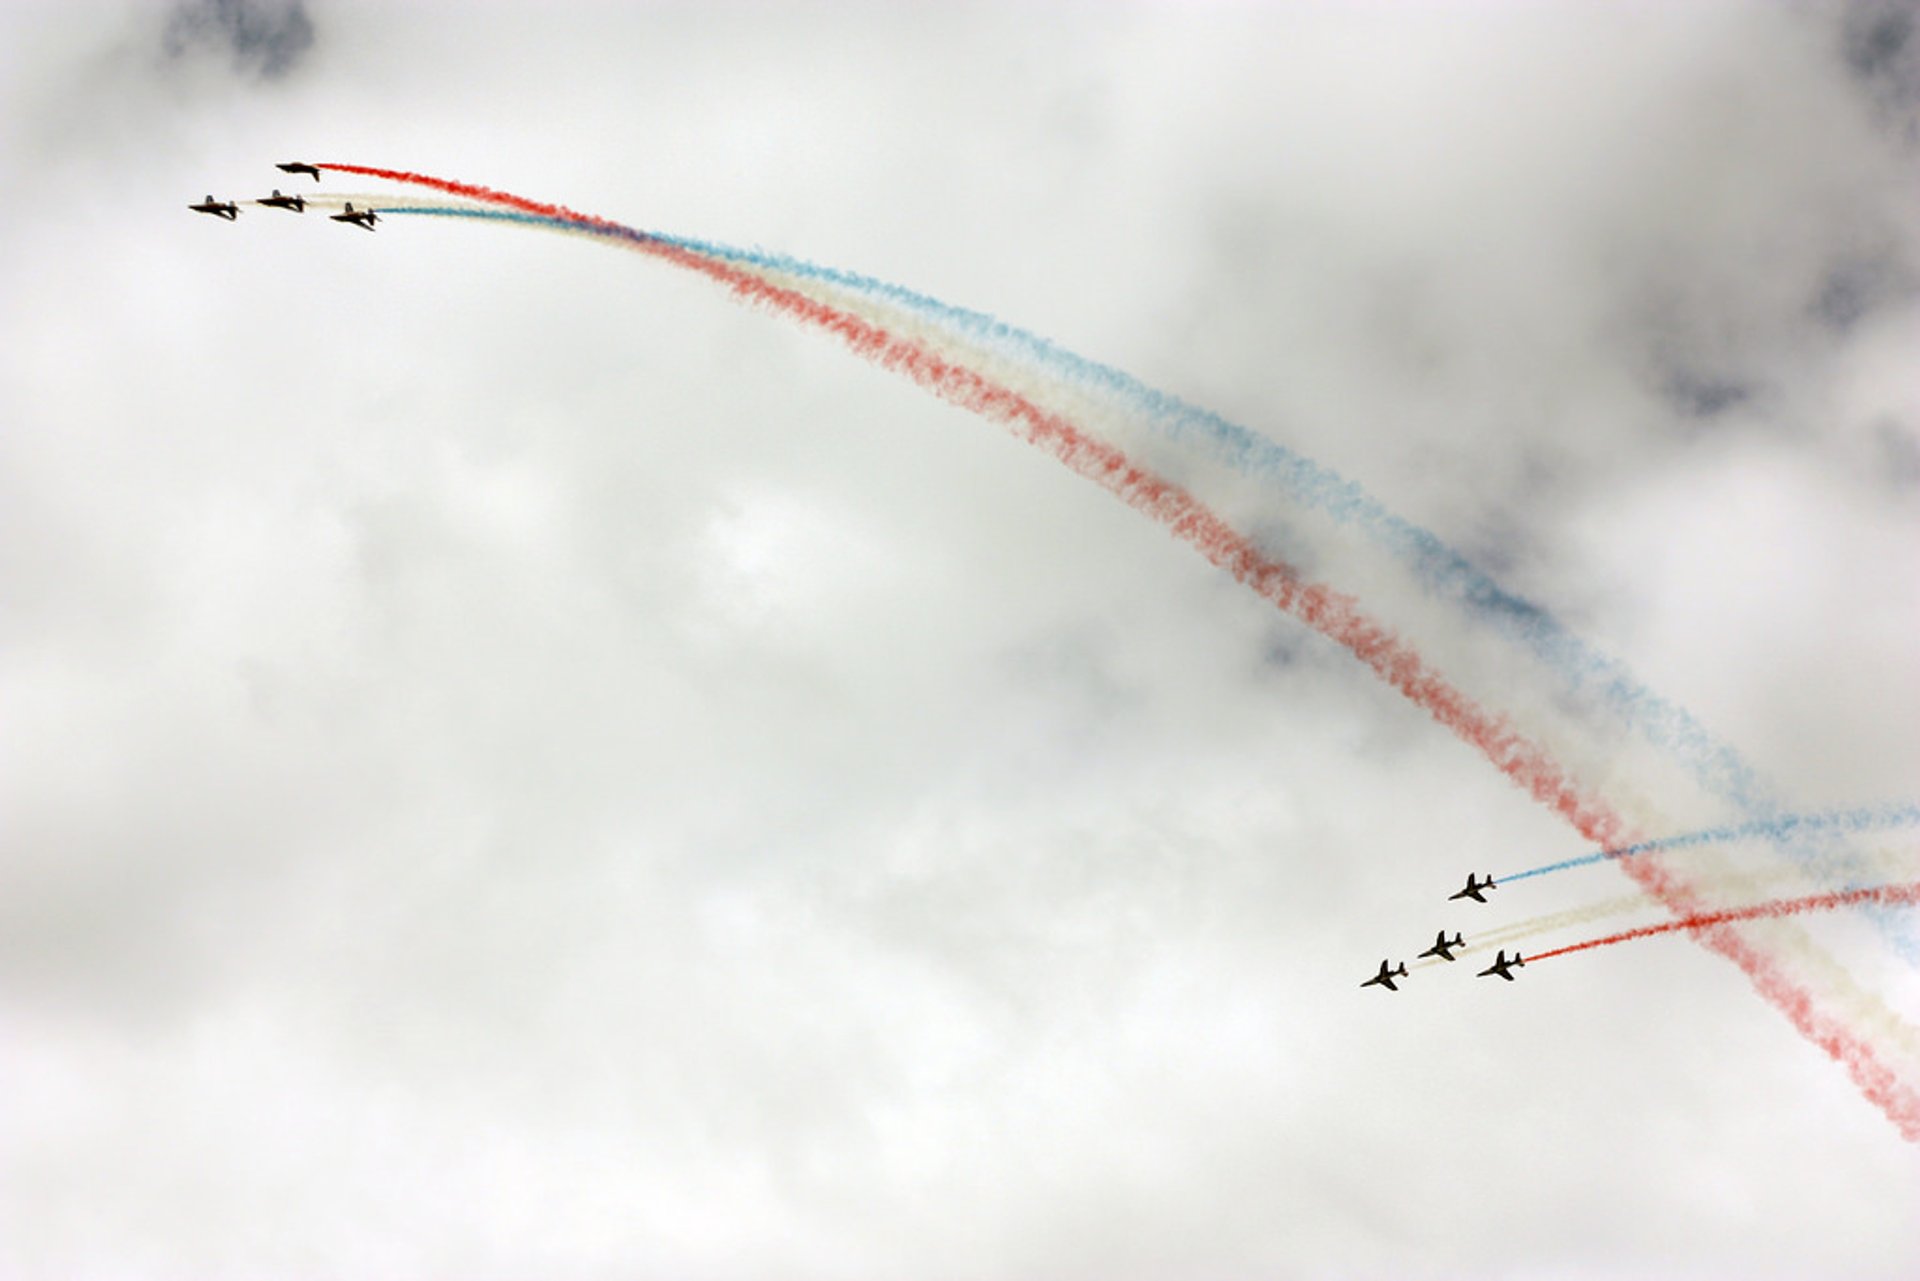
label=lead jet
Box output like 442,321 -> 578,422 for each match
1418,930 -> 1465,962
276,161 -> 322,181
330,202 -> 378,231
1477,950 -> 1524,982
1448,873 -> 1496,904
1361,959 -> 1409,992
258,188 -> 306,213
189,195 -> 239,221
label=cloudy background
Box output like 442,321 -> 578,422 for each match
4,0 -> 1919,1275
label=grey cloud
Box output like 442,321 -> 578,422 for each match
1658,366 -> 1753,423
1876,418 -> 1920,490
163,0 -> 314,80
1813,251 -> 1917,333
1842,0 -> 1919,123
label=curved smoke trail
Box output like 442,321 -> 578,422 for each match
1455,872 -> 1811,957
311,165 -> 1920,1138
373,198 -> 1920,957
1529,883 -> 1920,963
332,191 -> 1908,948
1408,871 -> 1798,968
1500,803 -> 1920,884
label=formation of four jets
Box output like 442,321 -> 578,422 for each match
188,162 -> 378,230
1361,873 -> 1524,991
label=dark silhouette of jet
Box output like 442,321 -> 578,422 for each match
189,195 -> 238,221
1477,950 -> 1525,981
330,202 -> 378,231
1449,873 -> 1497,903
1361,959 -> 1409,992
258,189 -> 306,213
1418,930 -> 1465,962
277,161 -> 322,181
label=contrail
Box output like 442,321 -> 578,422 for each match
319,185 -> 1618,832
309,165 -> 1920,1139
1459,871 -> 1813,956
372,199 -> 1920,963
375,198 -> 1858,868
324,180 -> 1907,951
1499,803 -> 1920,884
1528,883 -> 1920,963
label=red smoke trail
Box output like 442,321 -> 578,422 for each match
316,168 -> 1621,844
1530,883 -> 1920,962
319,163 -> 1920,1140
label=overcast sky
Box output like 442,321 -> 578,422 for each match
4,1 -> 1919,1277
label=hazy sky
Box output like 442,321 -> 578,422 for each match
4,1 -> 1918,1277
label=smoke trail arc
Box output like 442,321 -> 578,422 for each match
311,165 -> 1920,1139
1500,803 -> 1920,884
334,189 -> 1906,944
375,200 -> 1920,953
1529,883 -> 1920,963
605,242 -> 1777,807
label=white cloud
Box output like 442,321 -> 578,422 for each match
3,2 -> 1917,1276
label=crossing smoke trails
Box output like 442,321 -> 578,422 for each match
311,164 -> 1920,1140
1529,883 -> 1920,963
1501,803 -> 1920,884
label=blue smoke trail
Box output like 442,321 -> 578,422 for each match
379,203 -> 1914,955
1500,803 -> 1920,884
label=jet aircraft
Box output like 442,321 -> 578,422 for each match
276,161 -> 323,181
1361,959 -> 1409,992
330,202 -> 378,231
189,195 -> 239,221
1449,873 -> 1497,903
1418,930 -> 1465,962
1477,950 -> 1525,981
258,189 -> 306,213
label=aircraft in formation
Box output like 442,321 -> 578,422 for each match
188,195 -> 238,221
1363,934 -> 1527,989
1360,959 -> 1409,992
329,202 -> 379,231
1478,950 -> 1525,982
190,166 -> 375,230
1449,872 -> 1497,903
1362,871 -> 1529,991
